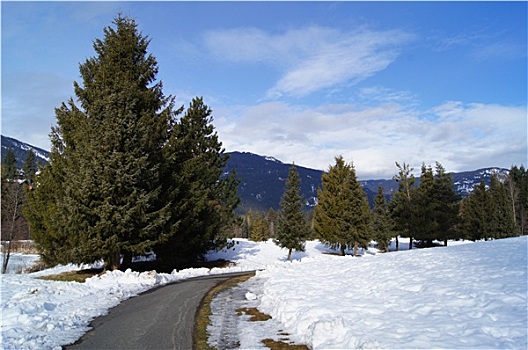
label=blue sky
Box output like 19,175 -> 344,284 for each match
2,1 -> 526,179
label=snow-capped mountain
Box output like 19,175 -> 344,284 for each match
1,135 -> 50,169
1,136 -> 509,212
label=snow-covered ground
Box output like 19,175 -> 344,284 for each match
1,237 -> 527,349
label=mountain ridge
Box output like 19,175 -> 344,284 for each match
2,135 -> 509,212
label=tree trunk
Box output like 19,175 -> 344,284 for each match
353,241 -> 358,257
395,236 -> 399,251
105,251 -> 121,271
444,239 -> 448,246
340,243 -> 346,256
409,237 -> 413,250
287,248 -> 292,262
2,240 -> 13,274
121,251 -> 133,271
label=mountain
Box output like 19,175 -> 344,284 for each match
1,135 -> 50,169
1,135 -> 509,213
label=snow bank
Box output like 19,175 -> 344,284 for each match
252,237 -> 527,349
0,263 -> 252,349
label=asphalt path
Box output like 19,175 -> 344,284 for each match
65,271 -> 254,350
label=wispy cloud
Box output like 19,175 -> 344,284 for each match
215,99 -> 526,179
203,26 -> 415,99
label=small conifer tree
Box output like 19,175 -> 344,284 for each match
276,165 -> 309,261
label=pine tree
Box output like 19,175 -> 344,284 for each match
2,148 -> 18,180
22,150 -> 37,184
275,165 -> 309,261
390,162 -> 416,250
26,15 -> 177,270
372,186 -> 393,252
314,156 -> 371,256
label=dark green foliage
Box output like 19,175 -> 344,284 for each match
155,97 -> 239,267
2,148 -> 18,180
275,165 -> 310,261
390,162 -> 415,249
26,15 -> 238,270
314,156 -> 372,256
461,174 -> 517,241
372,186 -> 393,252
411,163 -> 461,246
22,150 -> 37,184
507,165 -> 528,235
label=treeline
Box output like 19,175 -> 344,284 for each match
15,16 -> 239,271
240,158 -> 527,258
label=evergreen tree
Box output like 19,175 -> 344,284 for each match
314,156 -> 371,256
372,186 -> 393,252
460,181 -> 493,241
431,163 -> 461,245
390,162 -> 416,250
412,164 -> 437,245
22,150 -> 37,184
26,15 -> 177,270
489,174 -> 516,238
275,165 -> 310,261
156,97 -> 239,266
248,210 -> 270,242
508,165 -> 528,235
2,148 -> 18,180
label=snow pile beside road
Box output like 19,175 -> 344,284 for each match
252,236 -> 527,349
0,264 -> 251,349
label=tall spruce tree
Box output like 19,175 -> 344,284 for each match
314,156 -> 371,256
276,164 -> 310,261
26,15 -> 177,270
489,174 -> 516,238
156,97 -> 239,267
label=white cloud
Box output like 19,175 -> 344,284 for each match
203,26 -> 414,99
215,100 -> 527,179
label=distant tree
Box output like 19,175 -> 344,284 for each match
266,207 -> 278,238
2,148 -> 18,180
507,165 -> 528,235
390,162 -> 416,250
460,180 -> 492,241
249,210 -> 270,242
372,186 -> 393,252
1,180 -> 26,273
412,164 -> 437,245
22,150 -> 37,184
275,165 -> 310,261
431,163 -> 461,245
461,174 -> 517,241
489,174 -> 516,238
314,156 -> 371,256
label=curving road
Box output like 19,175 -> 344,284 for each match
66,271 -> 254,350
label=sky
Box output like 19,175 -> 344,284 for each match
2,1 -> 527,179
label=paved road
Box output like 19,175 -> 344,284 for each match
66,272 -> 254,350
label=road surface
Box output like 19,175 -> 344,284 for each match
66,271 -> 254,350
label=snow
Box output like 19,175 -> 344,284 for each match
2,237 -> 527,349
221,237 -> 527,349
